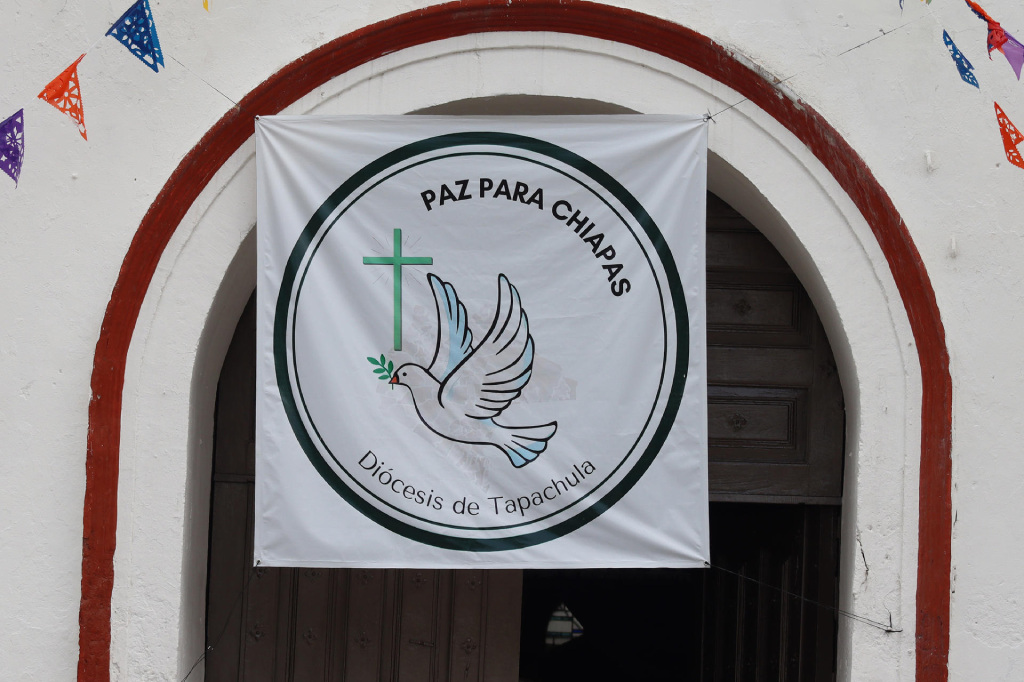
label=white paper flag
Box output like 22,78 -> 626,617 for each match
255,116 -> 708,568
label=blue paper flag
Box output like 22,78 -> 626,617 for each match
106,0 -> 164,73
0,109 -> 25,187
943,30 -> 979,88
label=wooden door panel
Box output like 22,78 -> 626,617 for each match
343,568 -> 391,680
240,563 -> 289,681
395,570 -> 442,680
481,571 -> 524,682
707,194 -> 844,503
707,347 -> 815,384
707,282 -> 806,344
706,229 -> 791,272
205,481 -> 249,681
290,568 -> 333,679
452,571 -> 487,681
708,386 -> 806,458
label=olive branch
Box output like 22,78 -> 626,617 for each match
367,354 -> 395,387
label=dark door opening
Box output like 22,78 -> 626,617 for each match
518,504 -> 839,682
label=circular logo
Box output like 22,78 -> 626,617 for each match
275,132 -> 688,551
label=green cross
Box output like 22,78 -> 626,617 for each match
363,228 -> 432,351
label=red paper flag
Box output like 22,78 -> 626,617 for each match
995,102 -> 1024,169
965,0 -> 1009,55
38,54 -> 87,140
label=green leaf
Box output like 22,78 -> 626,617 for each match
378,374 -> 390,381
379,354 -> 386,366
367,356 -> 381,367
373,367 -> 387,374
387,360 -> 394,373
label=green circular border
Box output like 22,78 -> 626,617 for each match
274,131 -> 690,551
294,151 -> 661,532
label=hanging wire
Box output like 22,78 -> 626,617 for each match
168,55 -> 239,107
705,10 -> 938,123
179,560 -> 261,682
706,562 -> 902,633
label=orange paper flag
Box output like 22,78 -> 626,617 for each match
38,54 -> 87,140
995,102 -> 1024,169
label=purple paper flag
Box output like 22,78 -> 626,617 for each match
106,0 -> 164,73
943,31 -> 979,88
0,109 -> 25,186
1002,32 -> 1024,80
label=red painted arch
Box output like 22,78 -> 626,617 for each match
79,1 -> 952,680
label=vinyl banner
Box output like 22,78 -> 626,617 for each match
255,116 -> 709,568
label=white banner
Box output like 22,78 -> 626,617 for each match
255,115 -> 708,568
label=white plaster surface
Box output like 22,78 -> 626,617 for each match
0,1 -> 1020,680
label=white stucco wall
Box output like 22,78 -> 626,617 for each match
1,1 -> 1021,680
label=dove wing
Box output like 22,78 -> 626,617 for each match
439,274 -> 535,420
426,273 -> 474,382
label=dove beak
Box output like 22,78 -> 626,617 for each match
389,375 -> 399,385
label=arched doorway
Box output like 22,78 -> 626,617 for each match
204,192 -> 844,680
95,8 -> 939,681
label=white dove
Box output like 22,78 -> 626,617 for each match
390,273 -> 557,468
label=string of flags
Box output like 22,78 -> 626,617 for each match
5,2 -> 1024,186
2,0 -> 166,186
964,0 -> 1024,79
939,0 -> 1024,169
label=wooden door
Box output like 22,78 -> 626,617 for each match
705,194 -> 844,502
204,298 -> 522,681
699,194 -> 843,679
206,192 -> 844,681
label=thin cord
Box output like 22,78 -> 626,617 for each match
706,562 -> 902,633
168,55 -> 239,107
179,560 -> 261,682
84,34 -> 106,56
836,21 -> 911,57
705,11 -> 936,122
